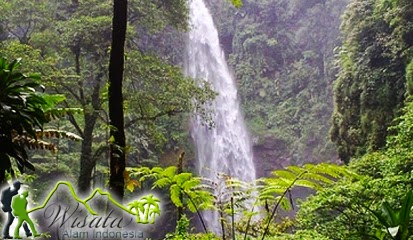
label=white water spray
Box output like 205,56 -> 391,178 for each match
185,0 -> 257,233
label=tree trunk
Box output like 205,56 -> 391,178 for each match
77,112 -> 98,194
77,70 -> 102,194
108,0 -> 127,201
177,152 -> 185,220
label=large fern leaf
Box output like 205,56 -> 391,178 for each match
12,135 -> 57,153
170,184 -> 183,207
162,166 -> 177,179
36,129 -> 82,141
259,163 -> 359,239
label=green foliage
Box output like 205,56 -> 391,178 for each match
209,0 -> 347,165
331,0 -> 413,163
0,58 -> 47,136
123,51 -> 216,161
129,0 -> 189,32
406,59 -> 413,95
129,166 -> 215,213
257,163 -> 357,239
0,0 -> 52,44
295,98 -> 413,239
259,163 -> 356,209
0,58 -> 72,181
128,166 -> 216,234
130,163 -> 352,238
165,215 -> 191,240
297,175 -> 405,239
229,0 -> 243,8
203,172 -> 253,209
387,98 -> 413,152
264,230 -> 331,240
165,214 -> 219,239
124,52 -> 216,122
371,191 -> 413,240
0,0 -> 214,198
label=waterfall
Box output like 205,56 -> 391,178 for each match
185,0 -> 257,233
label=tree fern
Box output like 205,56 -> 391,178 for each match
258,163 -> 358,240
152,177 -> 171,189
163,166 -> 177,179
127,166 -> 214,233
198,171 -> 255,239
170,184 -> 183,207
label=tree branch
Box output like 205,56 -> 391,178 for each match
6,26 -> 21,40
61,84 -> 85,105
64,101 -> 84,138
52,87 -> 84,137
125,109 -> 183,128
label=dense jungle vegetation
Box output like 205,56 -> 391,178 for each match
1,0 -> 413,239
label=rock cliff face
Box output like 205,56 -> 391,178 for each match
252,135 -> 340,178
204,0 -> 345,175
252,136 -> 291,178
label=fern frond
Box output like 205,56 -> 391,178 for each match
151,167 -> 164,174
200,177 -> 218,187
128,167 -> 152,182
320,163 -> 358,178
170,184 -> 183,207
186,190 -> 215,212
187,200 -> 197,212
152,178 -> 172,189
37,129 -> 82,141
294,179 -> 323,191
13,135 -> 57,153
223,182 -> 248,191
305,163 -> 340,178
258,163 -> 359,240
162,166 -> 177,179
221,191 -> 248,202
181,178 -> 201,190
192,184 -> 215,192
286,165 -> 307,175
301,172 -> 334,184
264,178 -> 292,188
174,172 -> 193,185
197,201 -> 215,211
276,196 -> 292,211
272,170 -> 298,180
259,187 -> 286,197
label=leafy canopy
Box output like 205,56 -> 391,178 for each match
0,58 -> 81,183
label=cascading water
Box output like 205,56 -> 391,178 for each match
185,0 -> 257,233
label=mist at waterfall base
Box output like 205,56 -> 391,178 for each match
185,0 -> 257,234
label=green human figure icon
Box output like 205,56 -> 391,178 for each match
1,181 -> 31,239
11,191 -> 40,239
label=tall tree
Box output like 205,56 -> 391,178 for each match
0,0 -> 113,194
108,0 -> 127,199
0,0 -> 211,198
